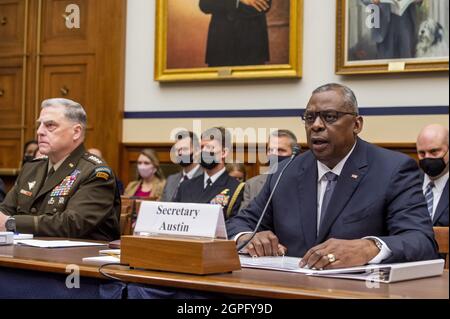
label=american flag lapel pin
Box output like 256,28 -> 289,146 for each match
351,174 -> 358,179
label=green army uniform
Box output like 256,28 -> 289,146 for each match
0,144 -> 120,241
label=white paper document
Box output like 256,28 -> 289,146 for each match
82,255 -> 120,266
15,239 -> 107,248
239,256 -> 445,283
380,0 -> 416,16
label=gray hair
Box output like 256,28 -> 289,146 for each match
41,98 -> 87,132
312,83 -> 359,114
270,129 -> 298,151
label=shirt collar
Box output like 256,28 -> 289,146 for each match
317,141 -> 357,182
48,155 -> 70,173
204,167 -> 226,186
423,171 -> 449,193
184,164 -> 200,180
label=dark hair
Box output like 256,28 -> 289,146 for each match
24,140 -> 38,153
201,127 -> 232,150
312,83 -> 359,113
175,130 -> 200,150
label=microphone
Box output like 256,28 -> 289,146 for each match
236,145 -> 301,252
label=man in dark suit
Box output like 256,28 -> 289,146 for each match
416,124 -> 449,226
361,0 -> 422,59
227,83 -> 437,269
199,0 -> 271,67
161,131 -> 203,202
175,127 -> 244,220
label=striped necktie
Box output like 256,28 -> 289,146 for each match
424,181 -> 435,217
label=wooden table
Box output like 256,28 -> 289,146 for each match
0,243 -> 448,299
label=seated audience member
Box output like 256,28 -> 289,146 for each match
0,178 -> 5,203
22,140 -> 39,166
416,124 -> 449,226
227,83 -> 438,269
240,129 -> 298,210
88,147 -> 125,195
124,149 -> 166,200
174,127 -> 245,219
161,131 -> 203,202
227,162 -> 246,182
0,98 -> 120,240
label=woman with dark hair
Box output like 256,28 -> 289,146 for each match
22,140 -> 39,166
124,149 -> 166,200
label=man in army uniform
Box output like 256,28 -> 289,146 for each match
174,127 -> 245,219
0,98 -> 120,241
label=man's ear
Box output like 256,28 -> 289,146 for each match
222,147 -> 230,160
354,116 -> 363,135
73,124 -> 83,141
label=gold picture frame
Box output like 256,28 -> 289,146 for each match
336,0 -> 449,75
155,0 -> 303,82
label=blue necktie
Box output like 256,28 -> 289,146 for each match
424,181 -> 434,217
320,172 -> 338,228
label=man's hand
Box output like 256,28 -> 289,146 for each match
240,0 -> 270,12
0,212 -> 8,232
238,230 -> 287,257
299,238 -> 380,270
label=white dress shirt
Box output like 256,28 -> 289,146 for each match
422,171 -> 449,220
316,142 -> 391,264
204,167 -> 226,189
180,164 -> 200,184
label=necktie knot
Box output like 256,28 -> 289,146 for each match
206,178 -> 212,188
427,181 -> 435,189
325,172 -> 338,182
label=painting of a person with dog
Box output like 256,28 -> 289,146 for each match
337,0 -> 448,74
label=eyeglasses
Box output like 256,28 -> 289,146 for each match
301,110 -> 358,125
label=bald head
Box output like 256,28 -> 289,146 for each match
417,124 -> 449,157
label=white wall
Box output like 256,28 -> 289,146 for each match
124,0 -> 449,112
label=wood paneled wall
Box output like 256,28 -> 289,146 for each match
0,0 -> 126,174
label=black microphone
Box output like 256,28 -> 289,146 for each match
236,145 -> 301,252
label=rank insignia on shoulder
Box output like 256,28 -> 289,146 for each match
94,167 -> 111,180
86,154 -> 103,165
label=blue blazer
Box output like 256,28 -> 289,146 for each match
227,138 -> 438,262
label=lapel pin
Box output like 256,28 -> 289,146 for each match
351,174 -> 358,179
28,181 -> 36,190
69,163 -> 74,168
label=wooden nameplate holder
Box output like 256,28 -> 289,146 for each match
120,235 -> 241,275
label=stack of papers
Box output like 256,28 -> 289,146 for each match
82,249 -> 121,266
239,256 -> 445,283
15,239 -> 106,248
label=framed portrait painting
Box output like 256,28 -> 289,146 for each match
336,0 -> 449,74
155,0 -> 303,82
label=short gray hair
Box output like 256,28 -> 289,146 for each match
270,129 -> 298,151
41,98 -> 87,132
312,83 -> 359,114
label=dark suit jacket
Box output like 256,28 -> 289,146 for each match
175,171 -> 244,219
160,167 -> 203,202
432,179 -> 449,227
227,138 -> 438,262
0,178 -> 5,203
199,0 -> 271,66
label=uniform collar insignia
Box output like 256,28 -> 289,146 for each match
28,181 -> 36,190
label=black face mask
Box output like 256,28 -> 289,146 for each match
22,155 -> 35,165
268,154 -> 291,166
200,151 -> 219,170
419,152 -> 448,178
176,153 -> 194,167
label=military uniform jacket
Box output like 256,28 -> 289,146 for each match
0,144 -> 120,241
174,171 -> 245,219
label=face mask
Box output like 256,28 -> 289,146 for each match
23,155 -> 35,165
200,151 -> 219,170
176,153 -> 194,167
419,151 -> 448,178
138,164 -> 156,179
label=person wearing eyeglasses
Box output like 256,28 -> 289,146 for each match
227,83 -> 438,269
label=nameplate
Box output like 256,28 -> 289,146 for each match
134,202 -> 227,239
388,61 -> 406,72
